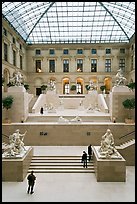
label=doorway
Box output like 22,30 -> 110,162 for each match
36,88 -> 41,96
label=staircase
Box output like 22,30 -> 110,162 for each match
116,138 -> 135,149
28,155 -> 95,173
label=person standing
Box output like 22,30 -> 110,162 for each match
88,144 -> 92,161
40,107 -> 44,114
27,171 -> 36,194
81,151 -> 87,168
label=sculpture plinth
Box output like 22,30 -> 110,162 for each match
92,146 -> 126,182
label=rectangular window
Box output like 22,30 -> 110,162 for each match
3,27 -> 7,36
106,48 -> 111,54
77,59 -> 83,72
49,49 -> 55,55
49,60 -> 55,72
63,49 -> 69,54
119,59 -> 125,72
36,60 -> 41,72
13,50 -> 16,66
120,48 -> 125,54
20,44 -> 22,50
91,49 -> 97,54
91,59 -> 97,72
63,59 -> 69,72
20,55 -> 23,70
4,43 -> 8,61
13,37 -> 16,44
35,49 -> 41,55
77,49 -> 83,54
105,59 -> 111,72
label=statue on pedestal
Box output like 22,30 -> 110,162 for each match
114,69 -> 127,86
99,129 -> 115,158
48,80 -> 56,91
3,129 -> 27,157
10,71 -> 24,86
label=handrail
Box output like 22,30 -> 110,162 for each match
119,130 -> 135,139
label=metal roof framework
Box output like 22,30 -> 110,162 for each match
2,2 -> 135,44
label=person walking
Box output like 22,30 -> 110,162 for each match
27,171 -> 36,194
81,151 -> 87,168
88,144 -> 92,161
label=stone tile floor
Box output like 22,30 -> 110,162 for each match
2,146 -> 135,202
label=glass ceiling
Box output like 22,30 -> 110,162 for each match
2,2 -> 135,44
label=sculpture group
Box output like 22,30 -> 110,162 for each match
3,129 -> 27,157
99,129 -> 116,158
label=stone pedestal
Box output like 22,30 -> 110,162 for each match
109,85 -> 135,122
8,86 -> 26,92
92,146 -> 126,182
2,146 -> 33,181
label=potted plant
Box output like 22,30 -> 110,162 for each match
100,85 -> 106,94
122,98 -> 135,123
2,95 -> 14,123
85,85 -> 90,91
70,84 -> 76,91
126,82 -> 135,91
70,84 -> 76,94
41,84 -> 48,93
24,84 -> 30,91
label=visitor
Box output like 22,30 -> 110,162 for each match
81,151 -> 87,168
40,107 -> 44,114
27,171 -> 36,194
88,144 -> 92,161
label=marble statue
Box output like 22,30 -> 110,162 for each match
99,129 -> 115,157
3,129 -> 27,157
47,103 -> 56,113
48,80 -> 56,91
58,116 -> 69,123
70,116 -> 82,122
89,80 -> 95,90
10,71 -> 24,86
115,69 -> 127,86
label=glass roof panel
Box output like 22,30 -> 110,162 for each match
2,2 -> 135,44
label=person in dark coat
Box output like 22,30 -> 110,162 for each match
88,144 -> 92,161
40,107 -> 44,114
27,171 -> 36,194
81,151 -> 87,168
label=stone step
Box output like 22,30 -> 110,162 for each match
28,169 -> 95,173
28,155 -> 95,173
30,163 -> 94,167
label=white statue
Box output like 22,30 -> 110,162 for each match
70,116 -> 82,122
58,116 -> 69,123
115,69 -> 127,86
99,129 -> 115,157
10,71 -> 24,86
89,80 -> 95,90
3,129 -> 27,157
48,80 -> 56,91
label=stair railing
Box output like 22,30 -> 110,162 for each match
119,130 -> 135,140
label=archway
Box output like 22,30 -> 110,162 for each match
76,78 -> 84,94
62,78 -> 70,94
